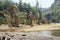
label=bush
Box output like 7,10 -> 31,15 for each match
0,17 -> 7,24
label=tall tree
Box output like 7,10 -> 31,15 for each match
19,0 -> 23,12
36,0 -> 39,12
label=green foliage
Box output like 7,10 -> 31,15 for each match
43,1 -> 60,23
0,17 -> 7,24
0,0 -> 42,24
0,0 -> 41,13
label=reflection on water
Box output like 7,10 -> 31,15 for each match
40,31 -> 52,37
0,30 -> 60,38
51,30 -> 60,37
40,30 -> 60,37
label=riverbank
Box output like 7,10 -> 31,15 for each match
0,23 -> 60,32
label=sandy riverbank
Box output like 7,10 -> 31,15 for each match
0,23 -> 60,32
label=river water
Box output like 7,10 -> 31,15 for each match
0,30 -> 60,40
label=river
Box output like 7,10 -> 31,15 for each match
0,30 -> 60,40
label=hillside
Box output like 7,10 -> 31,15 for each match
42,0 -> 60,23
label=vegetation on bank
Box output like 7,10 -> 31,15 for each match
43,1 -> 60,23
0,0 -> 60,24
0,0 -> 42,24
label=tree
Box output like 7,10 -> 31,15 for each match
19,0 -> 23,12
36,0 -> 39,12
2,0 -> 14,10
23,3 -> 31,12
7,4 -> 20,27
